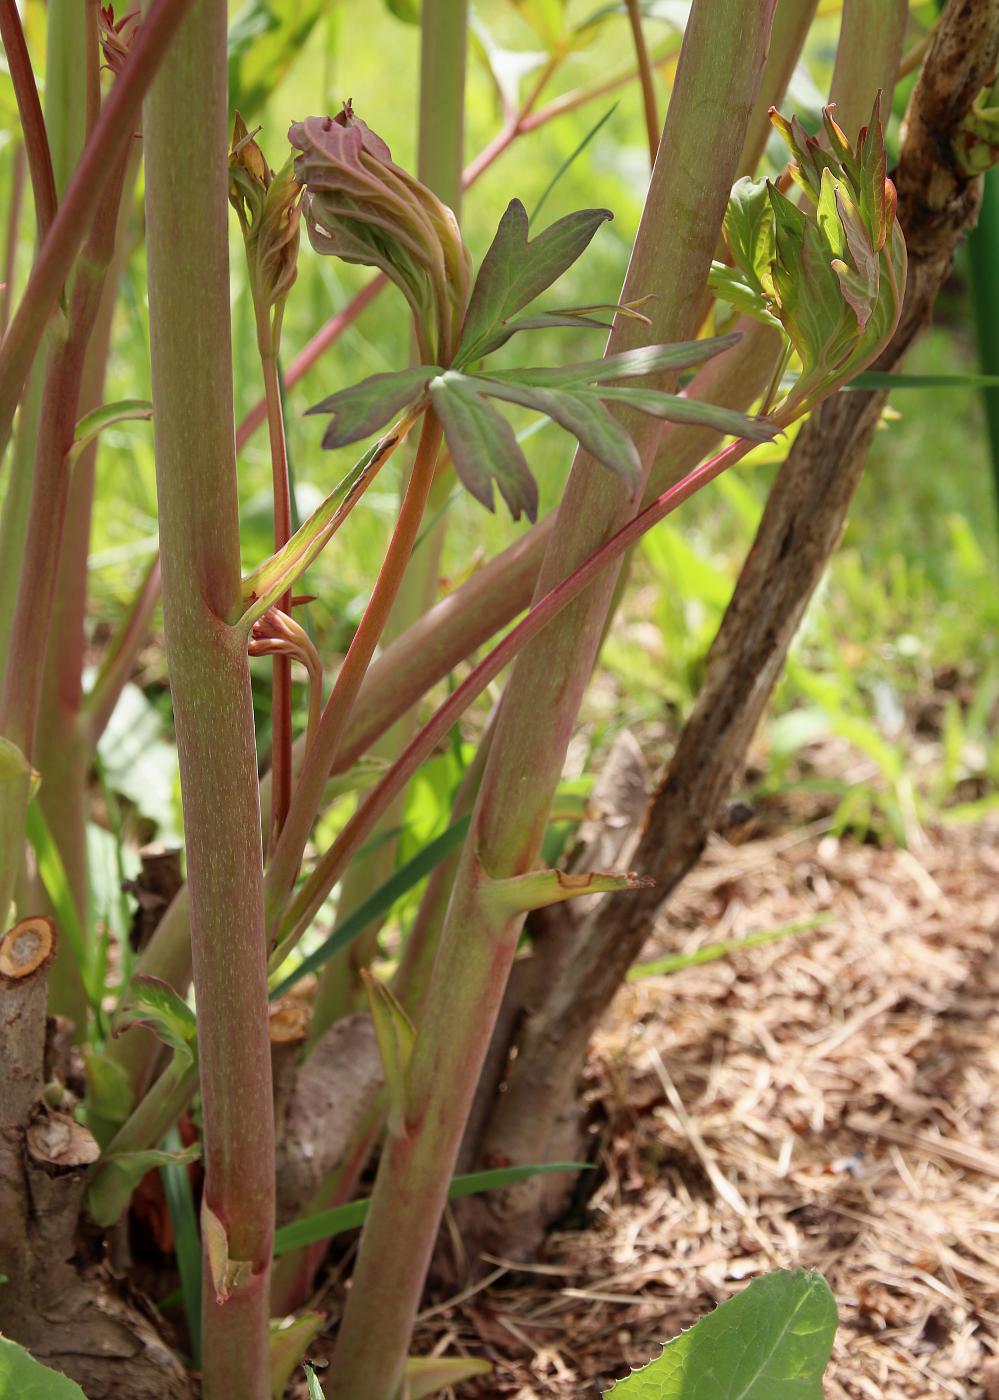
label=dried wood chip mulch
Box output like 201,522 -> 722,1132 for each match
408,815 -> 999,1399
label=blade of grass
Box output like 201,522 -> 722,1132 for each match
627,912 -> 830,980
25,798 -> 93,1007
268,815 -> 472,996
272,1162 -> 591,1255
160,1126 -> 202,1367
530,102 -> 619,227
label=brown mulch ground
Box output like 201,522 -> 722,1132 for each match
396,812 -> 999,1398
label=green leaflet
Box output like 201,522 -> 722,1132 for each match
89,1144 -> 201,1230
273,1162 -> 590,1255
577,385 -> 775,442
455,199 -> 612,364
478,375 -> 641,485
404,1356 -> 492,1397
306,366 -> 440,448
68,399 -> 152,466
481,334 -> 743,390
603,1269 -> 837,1397
0,1339 -> 86,1399
362,972 -> 415,1139
304,1366 -> 326,1400
722,178 -> 775,296
429,373 -> 538,521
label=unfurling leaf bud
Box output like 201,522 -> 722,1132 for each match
288,103 -> 472,363
97,6 -> 139,77
953,81 -> 999,177
229,114 -> 303,348
710,94 -> 906,420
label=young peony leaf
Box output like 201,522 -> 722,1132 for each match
473,309 -> 614,355
306,366 -> 440,448
722,177 -> 775,295
88,1144 -> 201,1228
603,1269 -> 836,1397
477,377 -> 641,486
428,372 -> 539,521
589,385 -> 775,442
114,974 -> 197,1066
708,263 -> 781,327
482,333 -> 743,391
455,198 -> 612,364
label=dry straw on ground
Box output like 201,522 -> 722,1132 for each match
395,811 -> 999,1399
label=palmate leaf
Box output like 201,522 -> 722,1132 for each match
455,199 -> 613,365
428,372 -> 539,521
305,366 -> 440,448
603,1269 -> 836,1397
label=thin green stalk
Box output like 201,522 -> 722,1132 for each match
308,0 -> 469,1032
0,146 -> 130,958
84,556 -> 162,745
263,412 -> 444,940
0,0 -> 194,465
0,144 -> 25,335
327,5 -> 776,1389
143,3 -> 273,1394
625,0 -> 660,165
967,167 -> 999,526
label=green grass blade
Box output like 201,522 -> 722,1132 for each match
627,913 -> 830,981
272,1161 -> 591,1255
269,815 -> 472,999
159,1127 -> 202,1367
530,102 -> 619,227
25,799 -> 93,1007
845,370 -> 999,390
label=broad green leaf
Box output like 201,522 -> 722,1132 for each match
88,1145 -> 201,1228
584,386 -> 775,442
603,1269 -> 837,1397
628,914 -> 829,980
273,1162 -> 590,1255
270,1314 -> 324,1400
116,975 -> 197,1065
362,972 -> 416,1138
456,199 -> 612,365
476,377 -> 641,486
269,816 -> 471,997
227,0 -> 328,116
69,399 -> 152,465
404,1356 -> 492,1397
306,367 -> 440,448
0,1338 -> 86,1399
483,334 -> 743,391
429,372 -> 538,520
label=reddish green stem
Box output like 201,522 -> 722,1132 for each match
0,1 -> 56,240
625,0 -> 661,165
0,0 -> 194,464
143,1 -> 273,1392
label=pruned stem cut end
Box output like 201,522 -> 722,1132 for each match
0,915 -> 56,982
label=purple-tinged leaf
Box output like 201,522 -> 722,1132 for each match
307,366 -> 440,448
479,378 -> 641,487
482,333 -> 743,391
455,199 -> 612,364
587,386 -> 776,442
471,311 -> 613,358
428,373 -> 539,522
